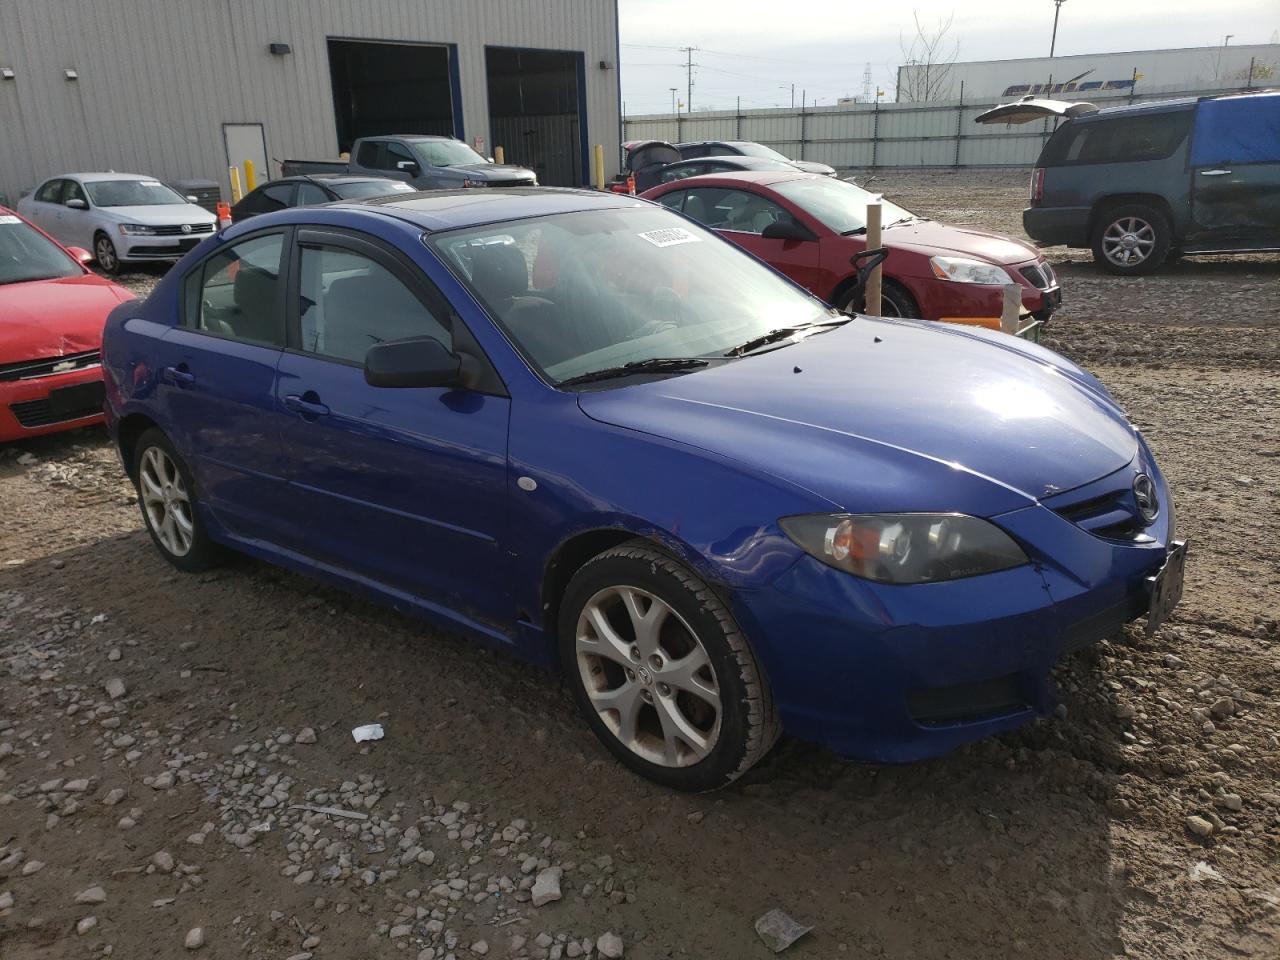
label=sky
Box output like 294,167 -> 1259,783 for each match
617,0 -> 1280,114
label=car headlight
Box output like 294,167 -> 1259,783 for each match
780,513 -> 1028,584
929,256 -> 1009,285
118,223 -> 157,236
461,179 -> 489,188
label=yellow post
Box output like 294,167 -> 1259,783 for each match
229,166 -> 243,204
864,202 -> 882,317
494,146 -> 505,165
243,159 -> 257,192
593,144 -> 605,191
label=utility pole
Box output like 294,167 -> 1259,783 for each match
680,46 -> 698,114
1049,0 -> 1067,57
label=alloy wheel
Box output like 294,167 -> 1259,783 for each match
575,585 -> 721,767
139,446 -> 194,557
1101,216 -> 1155,268
95,236 -> 118,272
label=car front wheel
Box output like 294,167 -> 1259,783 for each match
1091,204 -> 1171,275
835,279 -> 918,318
94,232 -> 122,274
560,540 -> 780,791
133,428 -> 223,571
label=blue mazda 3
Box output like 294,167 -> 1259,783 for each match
101,188 -> 1186,791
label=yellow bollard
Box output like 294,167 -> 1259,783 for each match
594,144 -> 605,191
243,159 -> 257,192
494,146 -> 504,165
229,166 -> 243,204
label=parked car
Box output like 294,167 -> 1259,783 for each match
231,174 -> 415,222
642,171 -> 1061,322
654,155 -> 799,186
282,135 -> 537,190
0,207 -> 133,441
975,91 -> 1280,274
101,189 -> 1183,790
615,141 -> 830,194
16,173 -> 217,274
677,140 -> 837,177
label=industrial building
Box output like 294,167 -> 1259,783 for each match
897,43 -> 1279,102
0,0 -> 622,206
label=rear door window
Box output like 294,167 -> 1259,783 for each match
355,140 -> 381,169
1040,112 -> 1191,166
35,179 -> 65,203
296,183 -> 331,205
1191,95 -> 1280,166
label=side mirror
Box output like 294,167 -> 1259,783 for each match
364,336 -> 462,389
761,218 -> 815,242
185,194 -> 199,203
487,157 -> 495,163
65,198 -> 88,210
66,246 -> 93,265
395,160 -> 421,176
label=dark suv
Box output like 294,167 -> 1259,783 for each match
976,92 -> 1280,274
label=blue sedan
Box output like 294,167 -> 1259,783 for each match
101,189 -> 1185,791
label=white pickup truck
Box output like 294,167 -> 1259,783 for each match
283,135 -> 537,191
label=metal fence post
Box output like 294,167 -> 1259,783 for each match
954,80 -> 964,168
736,96 -> 742,139
871,99 -> 879,170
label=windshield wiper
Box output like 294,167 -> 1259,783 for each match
840,226 -> 867,236
724,317 -> 850,357
557,357 -> 711,388
886,215 -> 927,227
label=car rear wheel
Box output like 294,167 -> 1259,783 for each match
94,232 -> 121,274
1091,204 -> 1171,275
835,279 -> 918,319
559,540 -> 780,791
133,428 -> 223,572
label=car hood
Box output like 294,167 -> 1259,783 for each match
577,317 -> 1138,517
0,274 -> 131,360
882,218 -> 1040,265
447,163 -> 538,181
96,203 -> 216,225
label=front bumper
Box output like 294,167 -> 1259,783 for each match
729,457 -> 1175,763
909,260 -> 1061,324
118,229 -> 214,262
0,365 -> 106,441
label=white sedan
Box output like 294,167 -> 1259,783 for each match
17,172 -> 217,273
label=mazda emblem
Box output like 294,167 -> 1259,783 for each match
1133,474 -> 1158,523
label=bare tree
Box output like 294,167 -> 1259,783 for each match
897,11 -> 959,102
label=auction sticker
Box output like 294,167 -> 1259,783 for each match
637,227 -> 702,248
0,215 -> 20,224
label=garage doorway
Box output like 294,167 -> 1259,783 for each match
328,38 -> 461,153
485,47 -> 586,187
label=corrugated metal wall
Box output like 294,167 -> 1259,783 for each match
624,83 -> 1264,171
0,0 -> 621,204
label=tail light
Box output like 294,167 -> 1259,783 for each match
1030,167 -> 1045,203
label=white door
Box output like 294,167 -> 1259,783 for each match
223,123 -> 270,194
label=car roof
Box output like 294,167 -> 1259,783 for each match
274,174 -> 399,185
673,156 -> 792,169
381,134 -> 459,142
49,172 -> 163,183
1087,97 -> 1199,120
330,187 -> 647,232
655,170 -> 813,189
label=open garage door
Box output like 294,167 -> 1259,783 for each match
486,47 -> 586,187
328,39 -> 460,153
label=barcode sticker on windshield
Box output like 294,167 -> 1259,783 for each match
0,215 -> 20,224
637,227 -> 701,248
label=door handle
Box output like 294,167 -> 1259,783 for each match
162,365 -> 195,386
1199,169 -> 1232,176
283,393 -> 330,418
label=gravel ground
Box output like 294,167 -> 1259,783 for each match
1,172 -> 1278,960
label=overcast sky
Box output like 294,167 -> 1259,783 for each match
617,0 -> 1280,114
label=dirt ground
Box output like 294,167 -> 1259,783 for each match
1,171 -> 1278,960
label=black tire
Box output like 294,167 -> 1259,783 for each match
559,540 -> 780,791
132,428 -> 223,572
835,278 -> 919,319
1090,203 -> 1171,275
93,232 -> 122,275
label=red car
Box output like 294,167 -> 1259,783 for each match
641,171 -> 1061,323
0,207 -> 134,441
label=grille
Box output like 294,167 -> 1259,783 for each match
486,179 -> 537,188
150,223 -> 215,236
129,239 -> 201,254
1052,489 -> 1145,540
1019,262 -> 1056,290
0,350 -> 100,382
10,395 -> 102,428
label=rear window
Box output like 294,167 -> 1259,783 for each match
1039,111 -> 1192,167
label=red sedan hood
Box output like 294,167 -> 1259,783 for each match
884,219 -> 1039,265
0,274 -> 131,361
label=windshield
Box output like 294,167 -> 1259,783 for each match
431,206 -> 832,386
731,142 -> 792,161
772,177 -> 914,234
330,180 -> 416,199
0,214 -> 81,286
85,179 -> 186,207
412,140 -> 488,168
